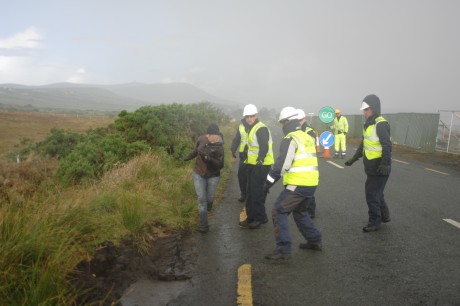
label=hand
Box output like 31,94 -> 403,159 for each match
345,157 -> 358,166
256,160 -> 263,167
377,164 -> 390,175
232,151 -> 237,159
263,182 -> 272,194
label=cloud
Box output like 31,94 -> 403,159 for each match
66,68 -> 87,83
0,27 -> 43,51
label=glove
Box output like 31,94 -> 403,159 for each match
183,156 -> 193,162
377,164 -> 390,175
344,157 -> 358,166
232,151 -> 237,159
256,160 -> 263,167
263,181 -> 272,194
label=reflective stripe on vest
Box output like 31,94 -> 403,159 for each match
363,116 -> 386,160
238,124 -> 248,153
283,130 -> 319,186
246,122 -> 274,165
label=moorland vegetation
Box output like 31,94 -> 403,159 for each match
0,103 -> 232,305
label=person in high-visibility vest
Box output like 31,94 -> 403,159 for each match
263,106 -> 322,261
330,109 -> 349,158
345,94 -> 392,232
238,104 -> 275,229
231,111 -> 251,202
296,109 -> 318,219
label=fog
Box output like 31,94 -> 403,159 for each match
1,0 -> 459,114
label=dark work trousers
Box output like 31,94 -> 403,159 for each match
237,160 -> 248,198
245,164 -> 270,222
272,188 -> 321,254
365,174 -> 390,225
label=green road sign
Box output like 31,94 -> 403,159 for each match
319,106 -> 335,123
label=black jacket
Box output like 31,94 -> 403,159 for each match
353,114 -> 392,176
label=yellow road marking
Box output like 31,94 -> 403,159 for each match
237,264 -> 253,306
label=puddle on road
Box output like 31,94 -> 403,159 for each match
120,278 -> 192,306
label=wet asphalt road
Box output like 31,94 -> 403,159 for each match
122,125 -> 460,306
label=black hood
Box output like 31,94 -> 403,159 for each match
363,94 -> 381,116
282,119 -> 301,135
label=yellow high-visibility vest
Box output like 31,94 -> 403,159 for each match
283,130 -> 319,186
246,122 -> 274,165
238,123 -> 248,153
330,116 -> 349,134
363,116 -> 387,160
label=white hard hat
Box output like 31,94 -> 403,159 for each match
243,104 -> 258,116
296,109 -> 306,120
279,106 -> 298,122
360,102 -> 370,110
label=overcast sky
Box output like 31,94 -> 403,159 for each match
1,0 -> 459,114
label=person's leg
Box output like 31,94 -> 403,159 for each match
237,161 -> 248,202
334,134 -> 340,158
192,172 -> 209,232
294,201 -> 322,249
306,196 -> 316,218
248,165 -> 270,228
264,189 -> 295,259
206,176 -> 220,211
240,166 -> 254,227
341,135 -> 347,158
377,176 -> 390,222
364,175 -> 388,231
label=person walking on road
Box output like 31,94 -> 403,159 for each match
231,111 -> 251,202
264,107 -> 322,261
238,104 -> 275,230
184,124 -> 225,233
330,108 -> 349,158
345,94 -> 392,232
296,108 -> 318,219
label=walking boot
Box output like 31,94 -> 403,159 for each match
264,251 -> 291,261
299,242 -> 322,251
362,224 -> 381,232
239,219 -> 250,228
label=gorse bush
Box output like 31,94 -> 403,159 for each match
35,102 -> 229,185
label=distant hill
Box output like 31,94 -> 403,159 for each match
0,82 -> 237,114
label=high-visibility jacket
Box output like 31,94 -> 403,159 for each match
238,123 -> 248,153
363,116 -> 387,160
283,130 -> 319,186
246,122 -> 274,165
330,116 -> 349,134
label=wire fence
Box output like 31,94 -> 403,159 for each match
310,112 -> 459,154
436,110 -> 460,154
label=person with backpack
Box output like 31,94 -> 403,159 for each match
184,124 -> 225,233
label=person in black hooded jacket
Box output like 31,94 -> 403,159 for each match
345,94 -> 392,232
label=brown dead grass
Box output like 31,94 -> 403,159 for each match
0,110 -> 115,155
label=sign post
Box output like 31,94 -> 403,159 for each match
318,106 -> 335,158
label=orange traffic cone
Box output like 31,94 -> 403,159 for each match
322,146 -> 331,158
316,132 -> 321,153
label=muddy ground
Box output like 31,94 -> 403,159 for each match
71,228 -> 197,305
